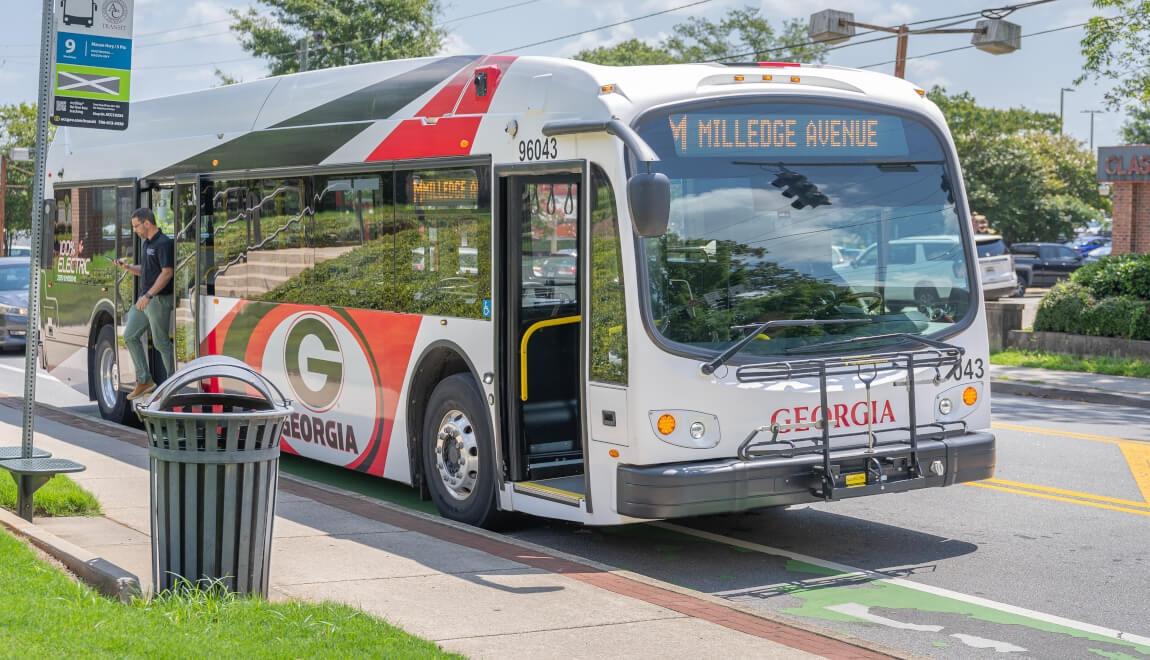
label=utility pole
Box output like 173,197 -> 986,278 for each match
1059,87 -> 1074,134
298,36 -> 310,72
1082,109 -> 1103,152
0,155 -> 6,257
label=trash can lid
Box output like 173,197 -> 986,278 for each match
137,355 -> 292,413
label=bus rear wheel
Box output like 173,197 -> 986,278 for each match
93,324 -> 135,425
421,374 -> 504,528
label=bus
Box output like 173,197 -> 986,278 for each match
38,55 -> 995,527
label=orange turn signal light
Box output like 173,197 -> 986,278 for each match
962,386 -> 978,406
657,414 -> 676,435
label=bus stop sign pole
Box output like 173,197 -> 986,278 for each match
22,0 -> 55,458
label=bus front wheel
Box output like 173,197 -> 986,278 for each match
421,374 -> 504,528
93,324 -> 135,425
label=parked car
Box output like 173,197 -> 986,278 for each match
1009,242 -> 1084,287
974,234 -> 1018,300
0,257 -> 29,351
1067,236 -> 1109,256
833,235 -> 965,308
1084,245 -> 1112,263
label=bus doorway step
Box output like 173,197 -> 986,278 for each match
513,476 -> 585,507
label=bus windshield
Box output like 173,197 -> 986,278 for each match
633,100 -> 974,358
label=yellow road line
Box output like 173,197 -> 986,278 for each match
1119,443 -> 1150,504
966,482 -> 1150,518
991,422 -> 1150,505
983,478 -> 1150,510
991,422 -> 1129,446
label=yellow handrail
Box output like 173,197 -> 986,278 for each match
519,315 -> 580,401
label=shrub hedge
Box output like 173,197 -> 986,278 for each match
1034,254 -> 1150,340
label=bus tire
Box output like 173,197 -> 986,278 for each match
92,324 -> 135,425
421,374 -> 504,528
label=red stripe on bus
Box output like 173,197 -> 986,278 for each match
367,116 -> 482,161
366,55 -> 516,162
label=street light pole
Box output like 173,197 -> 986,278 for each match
1082,109 -> 1102,152
1059,87 -> 1074,134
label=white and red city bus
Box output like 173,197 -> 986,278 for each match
39,55 -> 995,527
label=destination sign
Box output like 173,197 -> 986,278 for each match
667,113 -> 909,158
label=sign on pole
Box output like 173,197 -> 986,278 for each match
50,0 -> 134,131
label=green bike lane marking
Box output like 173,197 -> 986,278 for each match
659,523 -> 1150,657
276,457 -> 1149,656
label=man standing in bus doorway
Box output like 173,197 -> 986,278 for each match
115,208 -> 175,400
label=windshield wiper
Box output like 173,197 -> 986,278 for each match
700,318 -> 874,375
783,332 -> 962,355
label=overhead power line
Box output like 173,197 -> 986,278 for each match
494,0 -> 715,54
857,20 -> 1091,70
711,0 -> 1062,62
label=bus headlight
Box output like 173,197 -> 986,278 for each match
934,383 -> 982,423
649,410 -> 720,449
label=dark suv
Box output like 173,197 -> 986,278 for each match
1010,242 -> 1084,288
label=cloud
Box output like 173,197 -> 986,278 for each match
906,58 -> 949,88
438,32 -> 475,57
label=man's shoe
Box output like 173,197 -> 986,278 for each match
126,382 -> 156,401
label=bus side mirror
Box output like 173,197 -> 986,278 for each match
627,172 -> 670,238
40,199 -> 56,270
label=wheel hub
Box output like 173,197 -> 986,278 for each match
434,409 -> 480,501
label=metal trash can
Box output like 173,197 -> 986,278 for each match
135,355 -> 292,596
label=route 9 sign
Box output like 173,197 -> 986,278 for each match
51,0 -> 134,131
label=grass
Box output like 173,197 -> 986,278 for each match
0,527 -> 460,657
991,349 -> 1150,379
0,469 -> 102,517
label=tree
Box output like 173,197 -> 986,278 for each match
927,88 -> 1108,243
575,7 -> 825,66
0,103 -> 52,248
229,0 -> 444,76
1078,0 -> 1150,108
1120,104 -> 1150,143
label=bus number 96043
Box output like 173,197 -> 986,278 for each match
518,137 -> 558,162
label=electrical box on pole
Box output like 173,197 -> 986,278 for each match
971,19 -> 1021,55
808,10 -> 856,45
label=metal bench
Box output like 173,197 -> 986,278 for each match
0,457 -> 86,521
0,447 -> 51,460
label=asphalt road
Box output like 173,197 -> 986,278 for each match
4,351 -> 1148,658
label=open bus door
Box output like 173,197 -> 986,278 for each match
497,164 -> 589,511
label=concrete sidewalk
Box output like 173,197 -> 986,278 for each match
991,364 -> 1150,409
0,400 -> 891,659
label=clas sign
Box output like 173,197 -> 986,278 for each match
1098,146 -> 1150,182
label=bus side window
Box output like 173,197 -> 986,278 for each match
284,173 -> 394,309
244,177 -> 307,300
73,186 -> 119,290
394,167 -> 490,319
204,179 -> 256,298
589,165 -> 627,385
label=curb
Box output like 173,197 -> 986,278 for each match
0,507 -> 142,603
5,396 -> 905,659
991,379 -> 1150,410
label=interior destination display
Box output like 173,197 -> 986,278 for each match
668,113 -> 910,158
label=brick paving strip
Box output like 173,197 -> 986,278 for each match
2,397 -> 895,659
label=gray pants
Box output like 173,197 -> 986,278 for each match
124,294 -> 174,384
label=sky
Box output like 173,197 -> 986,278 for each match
0,0 -> 1126,149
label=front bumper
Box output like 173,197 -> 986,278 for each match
617,431 -> 995,519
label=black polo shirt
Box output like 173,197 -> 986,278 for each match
141,231 -> 174,296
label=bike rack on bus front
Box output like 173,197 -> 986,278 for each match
735,344 -> 966,500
